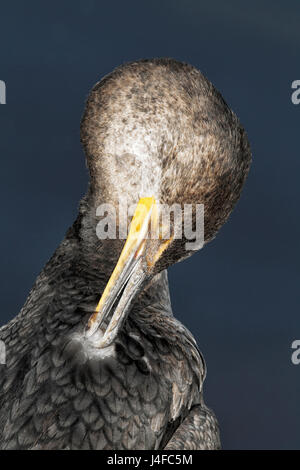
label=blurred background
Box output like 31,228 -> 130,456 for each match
0,0 -> 299,449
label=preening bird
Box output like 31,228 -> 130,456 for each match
0,58 -> 251,449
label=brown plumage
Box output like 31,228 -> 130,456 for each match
0,58 -> 251,449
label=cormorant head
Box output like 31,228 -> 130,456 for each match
80,58 -> 251,348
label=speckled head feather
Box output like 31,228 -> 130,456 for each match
80,58 -> 251,269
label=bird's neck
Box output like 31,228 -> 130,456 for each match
63,205 -> 173,322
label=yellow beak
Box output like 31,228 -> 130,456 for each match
86,197 -> 172,347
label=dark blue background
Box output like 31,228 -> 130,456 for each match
0,0 -> 299,449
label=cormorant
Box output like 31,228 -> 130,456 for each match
0,58 -> 251,449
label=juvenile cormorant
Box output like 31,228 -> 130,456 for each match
0,58 -> 251,449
